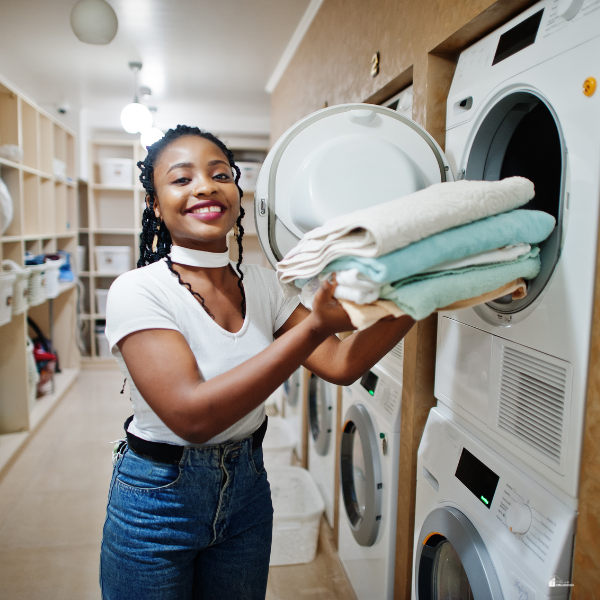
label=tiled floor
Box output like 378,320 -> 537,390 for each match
0,369 -> 356,599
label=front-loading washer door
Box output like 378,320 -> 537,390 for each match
283,368 -> 300,408
255,103 -> 452,267
340,402 -> 383,547
308,374 -> 333,456
415,507 -> 503,600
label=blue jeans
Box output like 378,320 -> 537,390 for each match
100,436 -> 273,600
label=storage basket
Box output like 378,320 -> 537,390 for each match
99,158 -> 134,186
2,260 -> 28,315
76,245 -> 86,274
0,272 -> 16,326
95,246 -> 131,274
95,324 -> 111,358
263,416 -> 297,470
42,258 -> 65,299
26,337 -> 39,407
236,162 -> 261,193
268,467 -> 325,566
25,264 -> 46,306
95,289 -> 109,316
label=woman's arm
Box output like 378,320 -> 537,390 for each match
275,304 -> 414,385
118,278 -> 355,444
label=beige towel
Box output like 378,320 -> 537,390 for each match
340,279 -> 527,330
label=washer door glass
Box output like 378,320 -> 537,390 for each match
430,539 -> 474,600
283,368 -> 300,407
465,91 -> 566,317
308,375 -> 333,456
255,103 -> 451,267
340,402 -> 382,547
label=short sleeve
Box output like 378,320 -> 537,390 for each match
105,268 -> 179,355
266,268 -> 300,331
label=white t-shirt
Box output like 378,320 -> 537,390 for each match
105,259 -> 300,446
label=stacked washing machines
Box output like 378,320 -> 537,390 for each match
413,1 -> 599,597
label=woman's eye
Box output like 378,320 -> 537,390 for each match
214,173 -> 231,180
172,177 -> 190,184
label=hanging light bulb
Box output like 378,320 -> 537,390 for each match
140,127 -> 164,149
70,0 -> 118,45
120,62 -> 153,133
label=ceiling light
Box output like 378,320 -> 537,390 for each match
140,128 -> 165,149
120,62 -> 153,134
70,0 -> 118,45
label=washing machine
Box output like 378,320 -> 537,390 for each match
413,405 -> 576,599
281,366 -> 306,462
434,0 -> 600,507
337,341 -> 403,600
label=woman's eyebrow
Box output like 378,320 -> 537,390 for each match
167,162 -> 194,174
208,159 -> 230,168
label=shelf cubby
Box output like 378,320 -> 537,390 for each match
0,164 -> 22,237
21,101 -> 38,170
2,240 -> 23,264
40,177 -> 55,235
22,172 -> 39,236
93,189 -> 135,230
54,182 -> 67,234
0,84 -> 19,147
39,115 -> 54,175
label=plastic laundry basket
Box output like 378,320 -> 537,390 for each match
0,272 -> 16,326
99,158 -> 134,186
25,264 -> 46,306
42,258 -> 64,299
268,466 -> 325,566
263,416 -> 297,470
2,260 -> 28,315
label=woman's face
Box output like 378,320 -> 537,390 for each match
151,135 -> 240,252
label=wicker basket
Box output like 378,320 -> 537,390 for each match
2,260 -> 28,315
43,258 -> 64,299
25,264 -> 46,306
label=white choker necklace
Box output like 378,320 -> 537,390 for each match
169,245 -> 230,268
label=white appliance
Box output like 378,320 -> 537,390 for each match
413,405 -> 576,599
435,0 -> 600,506
307,374 -> 338,527
337,341 -> 403,600
382,85 -> 414,119
281,367 -> 306,462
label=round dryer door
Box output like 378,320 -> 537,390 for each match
283,368 -> 301,408
255,103 -> 452,267
415,507 -> 503,600
464,90 -> 567,323
340,402 -> 383,547
308,374 -> 333,456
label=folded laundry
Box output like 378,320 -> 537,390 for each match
300,209 -> 554,290
340,278 -> 528,330
381,251 -> 540,321
278,177 -> 535,295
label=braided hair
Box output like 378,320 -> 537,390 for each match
137,125 -> 246,319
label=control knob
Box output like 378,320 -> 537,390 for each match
506,502 -> 532,535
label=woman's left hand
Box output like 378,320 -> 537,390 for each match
308,274 -> 356,337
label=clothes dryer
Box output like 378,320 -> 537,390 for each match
413,405 -> 576,600
337,343 -> 403,600
435,0 -> 600,505
281,366 -> 306,462
307,374 -> 338,527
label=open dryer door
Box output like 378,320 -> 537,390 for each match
254,103 -> 453,267
282,368 -> 301,408
308,374 -> 334,456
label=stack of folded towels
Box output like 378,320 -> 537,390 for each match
277,176 -> 556,330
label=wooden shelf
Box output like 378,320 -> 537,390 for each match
90,183 -> 138,191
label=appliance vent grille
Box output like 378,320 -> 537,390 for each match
379,340 -> 404,381
497,346 -> 567,465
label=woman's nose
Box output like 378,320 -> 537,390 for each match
192,174 -> 218,196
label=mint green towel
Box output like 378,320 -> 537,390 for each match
313,210 -> 554,285
381,250 -> 541,321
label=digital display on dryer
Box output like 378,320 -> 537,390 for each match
492,9 -> 544,66
360,371 -> 378,396
455,448 -> 499,509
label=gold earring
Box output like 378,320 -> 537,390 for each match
152,223 -> 160,253
233,223 -> 240,240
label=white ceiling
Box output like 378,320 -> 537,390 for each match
0,0 -> 311,136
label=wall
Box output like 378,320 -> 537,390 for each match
269,0 -> 600,597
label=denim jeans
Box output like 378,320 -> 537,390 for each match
100,436 -> 273,600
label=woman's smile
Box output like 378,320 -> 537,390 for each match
186,200 -> 226,221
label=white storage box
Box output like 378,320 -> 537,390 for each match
236,162 -> 261,192
95,246 -> 131,274
268,466 -> 325,566
76,245 -> 86,274
43,258 -> 64,299
95,325 -> 111,358
2,260 -> 28,315
263,416 -> 297,470
95,289 -> 109,315
0,272 -> 16,326
25,264 -> 46,306
99,158 -> 134,186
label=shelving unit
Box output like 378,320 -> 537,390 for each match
0,78 -> 79,468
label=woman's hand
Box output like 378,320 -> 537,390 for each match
307,274 -> 356,337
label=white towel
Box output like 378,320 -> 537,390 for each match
277,177 -> 534,296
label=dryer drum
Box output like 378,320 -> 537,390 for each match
308,374 -> 332,456
465,91 -> 566,315
283,368 -> 300,407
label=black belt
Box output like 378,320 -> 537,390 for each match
124,415 -> 269,464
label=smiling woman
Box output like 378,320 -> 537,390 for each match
98,125 -> 414,600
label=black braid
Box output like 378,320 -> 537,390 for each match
137,125 -> 246,319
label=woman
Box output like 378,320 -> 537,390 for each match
100,125 -> 414,600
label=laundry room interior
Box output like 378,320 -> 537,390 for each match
0,0 -> 599,598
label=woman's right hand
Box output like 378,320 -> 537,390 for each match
307,275 -> 356,337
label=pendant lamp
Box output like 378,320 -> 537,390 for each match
140,127 -> 164,149
120,63 -> 153,134
70,0 -> 118,45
